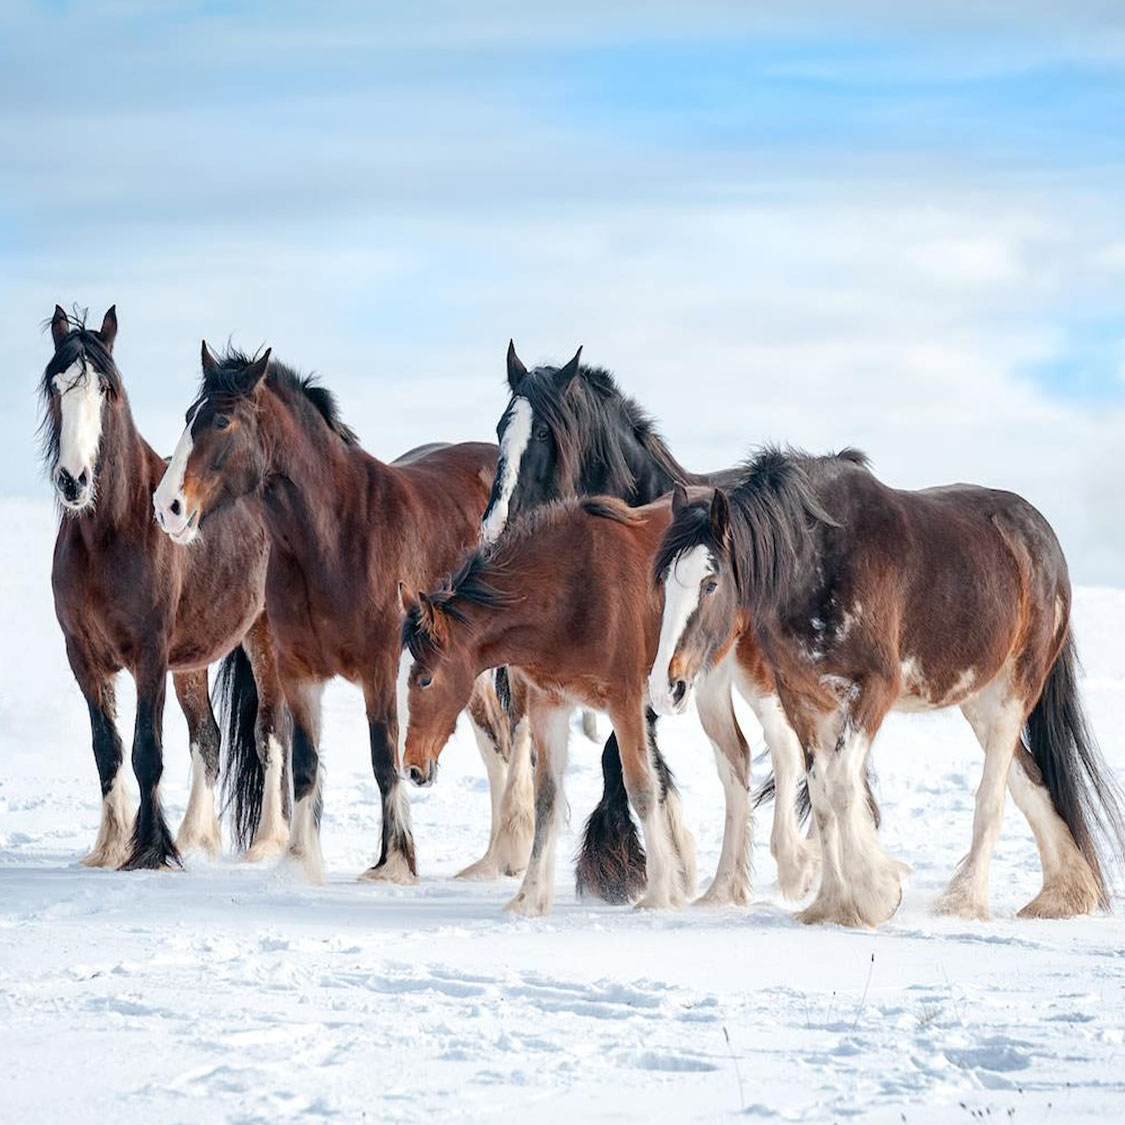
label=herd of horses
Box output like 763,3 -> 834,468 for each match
40,304 -> 1125,927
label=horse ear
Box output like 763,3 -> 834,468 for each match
398,581 -> 419,617
553,346 -> 583,391
710,489 -> 731,545
201,340 -> 219,375
671,483 -> 689,514
98,305 -> 118,353
507,340 -> 527,393
51,305 -> 69,350
244,347 -> 272,391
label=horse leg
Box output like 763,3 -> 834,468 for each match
933,682 -> 1025,920
243,616 -> 290,861
1007,746 -> 1101,918
458,672 -> 533,880
121,657 -> 179,870
744,689 -> 820,900
284,678 -> 326,882
505,696 -> 570,916
359,678 -> 417,884
798,688 -> 903,927
693,666 -> 751,906
647,708 -> 697,901
172,669 -> 222,857
68,642 -> 132,868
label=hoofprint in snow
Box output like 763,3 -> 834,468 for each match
2,499 -> 1124,1123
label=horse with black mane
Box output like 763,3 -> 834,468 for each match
475,342 -> 817,902
153,343 -> 513,883
651,446 -> 1125,926
41,305 -> 287,869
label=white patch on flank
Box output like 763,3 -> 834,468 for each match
153,402 -> 203,542
649,545 -> 713,715
481,396 -> 533,543
53,359 -> 104,501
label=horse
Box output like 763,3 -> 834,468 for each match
152,342 -> 518,884
476,342 -> 817,902
400,493 -> 803,914
40,306 -> 288,869
650,446 -> 1125,927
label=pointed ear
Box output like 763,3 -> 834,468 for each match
553,346 -> 582,392
243,347 -> 272,391
398,581 -> 420,617
507,339 -> 527,393
98,305 -> 118,353
710,489 -> 731,545
671,482 -> 689,514
51,305 -> 69,350
201,340 -> 219,375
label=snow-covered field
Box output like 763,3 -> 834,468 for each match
2,498 -> 1124,1123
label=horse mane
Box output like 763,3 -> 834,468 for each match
523,362 -> 691,493
200,346 -> 358,446
654,445 -> 869,616
38,308 -> 124,470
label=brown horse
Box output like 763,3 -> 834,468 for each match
152,343 -> 510,883
651,446 -> 1125,927
401,495 -> 765,915
41,306 -> 287,870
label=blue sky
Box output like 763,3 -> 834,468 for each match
3,1 -> 1125,578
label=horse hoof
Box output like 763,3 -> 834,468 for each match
359,852 -> 418,885
244,834 -> 288,863
1017,882 -> 1098,920
455,858 -> 502,881
504,891 -> 549,916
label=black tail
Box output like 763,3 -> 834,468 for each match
753,764 -> 880,828
216,646 -> 265,852
575,732 -> 648,904
1025,634 -> 1125,908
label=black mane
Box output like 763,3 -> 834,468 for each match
200,347 -> 358,446
38,312 -> 123,470
521,362 -> 691,495
654,445 -> 869,616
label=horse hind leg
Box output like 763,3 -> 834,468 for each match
243,617 -> 290,862
647,708 -> 698,904
284,679 -> 326,882
172,669 -> 222,858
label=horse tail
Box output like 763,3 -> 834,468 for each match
575,733 -> 648,904
216,645 -> 263,852
1025,633 -> 1125,907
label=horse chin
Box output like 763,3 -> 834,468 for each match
167,509 -> 201,545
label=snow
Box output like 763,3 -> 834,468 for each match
2,498 -> 1124,1122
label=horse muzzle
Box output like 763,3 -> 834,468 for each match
55,466 -> 93,511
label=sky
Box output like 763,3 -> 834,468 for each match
2,1 -> 1124,582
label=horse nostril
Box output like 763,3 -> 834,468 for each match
408,765 -> 424,785
672,680 -> 687,706
170,498 -> 181,516
77,469 -> 88,487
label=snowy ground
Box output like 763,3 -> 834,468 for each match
2,499 -> 1124,1123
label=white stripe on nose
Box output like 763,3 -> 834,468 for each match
154,402 -> 202,535
481,396 -> 533,543
649,545 -> 713,715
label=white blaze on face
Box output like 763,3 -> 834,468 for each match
53,359 -> 104,487
649,545 -> 713,715
153,402 -> 203,540
481,396 -> 533,543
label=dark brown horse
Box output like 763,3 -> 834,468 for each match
651,447 -> 1125,927
41,306 -> 287,869
400,497 -> 719,915
153,343 -> 508,883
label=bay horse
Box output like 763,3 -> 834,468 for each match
477,342 -> 816,902
650,446 -> 1125,927
41,306 -> 288,869
152,343 -> 512,883
400,494 -> 789,915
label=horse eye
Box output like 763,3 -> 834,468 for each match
214,414 -> 230,430
534,426 -> 549,442
418,674 -> 433,689
703,579 -> 718,596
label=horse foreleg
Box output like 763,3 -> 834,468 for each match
284,678 -> 326,882
121,658 -> 179,870
694,667 -> 752,907
360,681 -> 417,884
172,669 -> 222,858
244,616 -> 289,861
505,697 -> 569,916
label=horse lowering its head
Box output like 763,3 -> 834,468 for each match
40,305 -> 124,512
480,341 -> 685,542
399,554 -> 514,785
649,449 -> 846,716
153,342 -> 357,542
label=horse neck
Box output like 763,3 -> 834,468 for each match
578,420 -> 681,506
85,396 -> 157,532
